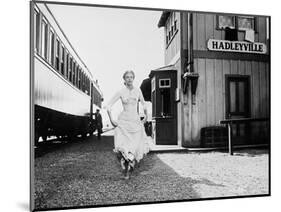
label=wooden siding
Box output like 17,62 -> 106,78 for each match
192,13 -> 269,53
185,58 -> 270,144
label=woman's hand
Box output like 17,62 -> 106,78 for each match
142,115 -> 147,124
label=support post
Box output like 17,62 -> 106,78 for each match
228,123 -> 233,155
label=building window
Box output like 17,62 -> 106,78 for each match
49,30 -> 55,66
165,12 -> 178,46
69,57 -> 73,81
41,19 -> 48,59
217,15 -> 235,29
237,16 -> 255,31
34,9 -> 40,53
159,78 -> 171,88
55,38 -> 60,72
217,15 -> 256,31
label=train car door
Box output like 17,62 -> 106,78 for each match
151,70 -> 177,145
225,75 -> 250,144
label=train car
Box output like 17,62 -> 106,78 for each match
32,3 -> 103,145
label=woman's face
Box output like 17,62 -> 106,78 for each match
124,72 -> 134,86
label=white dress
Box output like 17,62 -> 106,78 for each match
105,86 -> 150,162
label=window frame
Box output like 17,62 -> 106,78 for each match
41,17 -> 49,60
55,37 -> 61,72
165,12 -> 179,48
216,15 -> 236,30
159,78 -> 171,88
49,28 -> 55,66
34,7 -> 40,53
72,60 -> 76,85
225,75 -> 251,118
237,15 -> 256,31
60,44 -> 65,76
216,15 -> 257,32
65,50 -> 69,80
69,56 -> 73,82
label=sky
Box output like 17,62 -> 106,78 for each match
48,4 -> 165,125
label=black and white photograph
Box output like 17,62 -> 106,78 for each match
30,0 -> 270,211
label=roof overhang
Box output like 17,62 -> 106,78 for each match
157,11 -> 171,28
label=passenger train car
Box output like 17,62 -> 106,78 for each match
32,3 -> 103,145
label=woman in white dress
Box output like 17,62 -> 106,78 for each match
105,70 -> 150,179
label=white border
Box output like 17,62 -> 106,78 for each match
1,1 -> 280,212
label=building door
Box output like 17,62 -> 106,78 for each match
151,71 -> 177,145
225,75 -> 250,144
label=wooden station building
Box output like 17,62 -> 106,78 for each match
141,11 -> 270,148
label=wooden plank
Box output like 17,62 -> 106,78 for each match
245,61 -> 253,116
222,59 -> 231,118
238,60 -> 246,75
191,58 -> 199,142
252,61 -> 260,118
230,59 -> 238,75
220,117 -> 269,124
197,13 -> 206,50
206,59 -> 215,126
259,62 -> 266,118
193,13 -> 198,50
265,63 -> 270,116
258,17 -> 266,43
214,15 -> 222,40
215,59 -> 224,124
197,58 -> 207,130
205,14 -> 214,40
193,50 -> 270,62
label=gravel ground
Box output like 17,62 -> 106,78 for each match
34,132 -> 269,210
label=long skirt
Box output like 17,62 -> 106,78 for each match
114,111 -> 150,162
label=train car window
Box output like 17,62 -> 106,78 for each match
72,61 -> 76,85
76,66 -> 79,87
65,52 -> 69,79
41,19 -> 48,59
87,78 -> 89,95
49,29 -> 55,66
55,38 -> 60,72
86,77 -> 88,95
78,68 -> 81,89
60,46 -> 65,76
82,72 -> 85,92
69,57 -> 73,82
34,9 -> 40,53
88,78 -> 90,95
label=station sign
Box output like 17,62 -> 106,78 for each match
207,39 -> 267,54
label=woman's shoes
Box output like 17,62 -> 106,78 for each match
128,160 -> 135,172
120,158 -> 126,170
118,151 -> 136,179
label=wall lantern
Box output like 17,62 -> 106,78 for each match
182,72 -> 199,95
